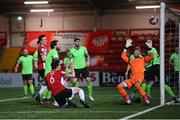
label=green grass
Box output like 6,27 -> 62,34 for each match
135,105 -> 180,119
0,87 -> 179,119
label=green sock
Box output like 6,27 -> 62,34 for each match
165,84 -> 175,97
74,82 -> 79,88
23,85 -> 28,96
146,84 -> 152,96
29,84 -> 35,95
87,82 -> 93,96
133,87 -> 138,93
132,87 -> 141,99
136,83 -> 147,99
141,83 -> 147,91
42,88 -> 48,99
46,90 -> 52,99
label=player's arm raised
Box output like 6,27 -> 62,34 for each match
144,39 -> 154,63
121,39 -> 132,63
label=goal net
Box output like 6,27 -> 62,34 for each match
161,2 -> 180,105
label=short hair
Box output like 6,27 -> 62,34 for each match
50,40 -> 58,49
51,59 -> 59,70
37,34 -> 46,44
74,38 -> 80,42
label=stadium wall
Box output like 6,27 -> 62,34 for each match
0,9 -> 161,47
1,9 -> 160,32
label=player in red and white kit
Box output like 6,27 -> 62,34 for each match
37,34 -> 47,78
34,35 -> 48,103
46,60 -> 89,108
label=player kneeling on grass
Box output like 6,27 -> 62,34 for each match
117,39 -> 154,105
46,60 -> 89,108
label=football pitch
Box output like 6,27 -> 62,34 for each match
0,87 -> 180,119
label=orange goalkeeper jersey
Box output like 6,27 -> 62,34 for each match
121,51 -> 153,82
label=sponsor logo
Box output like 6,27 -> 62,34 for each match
0,77 -> 12,85
92,36 -> 108,47
100,72 -> 125,86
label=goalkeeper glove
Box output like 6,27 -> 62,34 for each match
125,39 -> 132,49
145,39 -> 152,48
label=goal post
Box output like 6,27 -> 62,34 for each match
160,2 -> 165,105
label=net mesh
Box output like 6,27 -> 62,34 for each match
164,5 -> 180,102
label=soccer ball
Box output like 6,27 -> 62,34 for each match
149,16 -> 158,25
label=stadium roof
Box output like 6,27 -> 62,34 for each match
0,0 -> 179,13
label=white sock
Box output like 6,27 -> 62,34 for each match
39,85 -> 47,96
79,89 -> 85,101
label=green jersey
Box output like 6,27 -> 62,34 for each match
33,50 -> 38,61
129,54 -> 142,60
18,55 -> 33,74
146,47 -> 160,68
45,48 -> 59,75
70,46 -> 88,69
64,57 -> 72,73
170,52 -> 179,72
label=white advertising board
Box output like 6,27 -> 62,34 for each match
0,72 -> 99,88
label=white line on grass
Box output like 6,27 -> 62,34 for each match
119,104 -> 163,120
0,97 -> 28,102
0,110 -> 139,114
120,99 -> 179,120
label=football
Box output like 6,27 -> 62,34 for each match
149,16 -> 158,25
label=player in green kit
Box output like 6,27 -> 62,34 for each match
70,38 -> 95,101
170,47 -> 179,92
144,40 -> 179,103
64,49 -> 74,87
64,49 -> 72,74
15,49 -> 35,98
170,47 -> 179,73
42,40 -> 61,103
45,40 -> 60,75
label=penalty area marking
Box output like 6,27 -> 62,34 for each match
0,97 -> 28,102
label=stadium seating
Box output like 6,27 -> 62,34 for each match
89,31 -> 160,72
0,48 -> 21,72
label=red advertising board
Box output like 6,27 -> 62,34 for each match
84,30 -> 112,53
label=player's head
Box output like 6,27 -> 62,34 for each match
175,47 -> 179,53
50,40 -> 61,51
74,38 -> 80,47
133,46 -> 141,57
23,48 -> 28,56
37,34 -> 47,45
51,59 -> 60,70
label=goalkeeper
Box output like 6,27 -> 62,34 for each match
125,47 -> 145,103
117,39 -> 153,105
